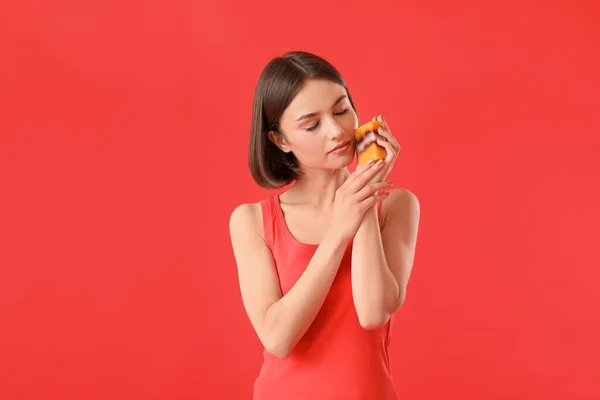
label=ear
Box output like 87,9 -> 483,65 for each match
268,130 -> 292,153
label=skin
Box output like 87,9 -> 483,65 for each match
229,78 -> 420,358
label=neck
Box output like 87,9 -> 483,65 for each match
282,166 -> 351,209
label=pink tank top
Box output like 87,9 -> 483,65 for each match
254,194 -> 398,400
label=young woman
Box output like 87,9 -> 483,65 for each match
229,51 -> 420,400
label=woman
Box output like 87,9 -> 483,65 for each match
229,51 -> 420,399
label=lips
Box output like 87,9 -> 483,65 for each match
329,140 -> 351,153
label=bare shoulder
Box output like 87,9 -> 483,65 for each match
229,201 -> 264,240
381,188 -> 420,226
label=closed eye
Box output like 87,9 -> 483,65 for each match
305,109 -> 349,132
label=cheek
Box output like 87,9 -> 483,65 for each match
289,135 -> 322,156
347,111 -> 359,131
302,140 -> 331,162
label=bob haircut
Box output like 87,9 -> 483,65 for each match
248,51 -> 359,189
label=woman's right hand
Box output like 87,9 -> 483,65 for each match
331,159 -> 393,241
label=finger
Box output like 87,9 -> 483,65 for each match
354,158 -> 378,177
376,138 -> 397,162
355,158 -> 375,171
348,159 -> 385,192
356,180 -> 393,201
345,159 -> 376,187
360,191 -> 391,211
381,114 -> 391,131
375,132 -> 388,143
377,125 -> 400,151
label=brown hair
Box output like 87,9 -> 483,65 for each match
248,51 -> 359,189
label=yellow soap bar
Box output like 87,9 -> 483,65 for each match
358,143 -> 388,165
354,121 -> 387,165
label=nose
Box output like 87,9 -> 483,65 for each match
326,117 -> 346,140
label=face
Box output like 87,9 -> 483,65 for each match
270,79 -> 359,170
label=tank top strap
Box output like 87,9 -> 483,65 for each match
259,195 -> 277,251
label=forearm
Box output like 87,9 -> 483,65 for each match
262,230 -> 350,357
351,206 -> 400,329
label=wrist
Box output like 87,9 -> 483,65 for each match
364,204 -> 379,223
326,224 -> 354,245
355,206 -> 379,237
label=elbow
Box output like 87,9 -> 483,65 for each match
389,285 -> 407,313
266,344 -> 292,359
358,290 -> 407,330
259,309 -> 296,358
263,336 -> 293,359
393,288 -> 406,311
358,312 -> 390,330
398,289 -> 406,308
386,289 -> 406,315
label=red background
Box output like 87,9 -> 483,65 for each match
2,0 -> 599,399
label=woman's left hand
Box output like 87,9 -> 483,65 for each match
370,114 -> 401,184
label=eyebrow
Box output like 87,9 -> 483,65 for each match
295,95 -> 348,122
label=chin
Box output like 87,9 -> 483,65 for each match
333,151 -> 356,169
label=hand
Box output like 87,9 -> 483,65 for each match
370,114 -> 401,184
330,160 -> 394,241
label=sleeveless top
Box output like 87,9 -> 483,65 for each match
254,194 -> 398,400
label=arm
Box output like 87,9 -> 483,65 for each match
351,188 -> 420,329
229,203 -> 350,358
